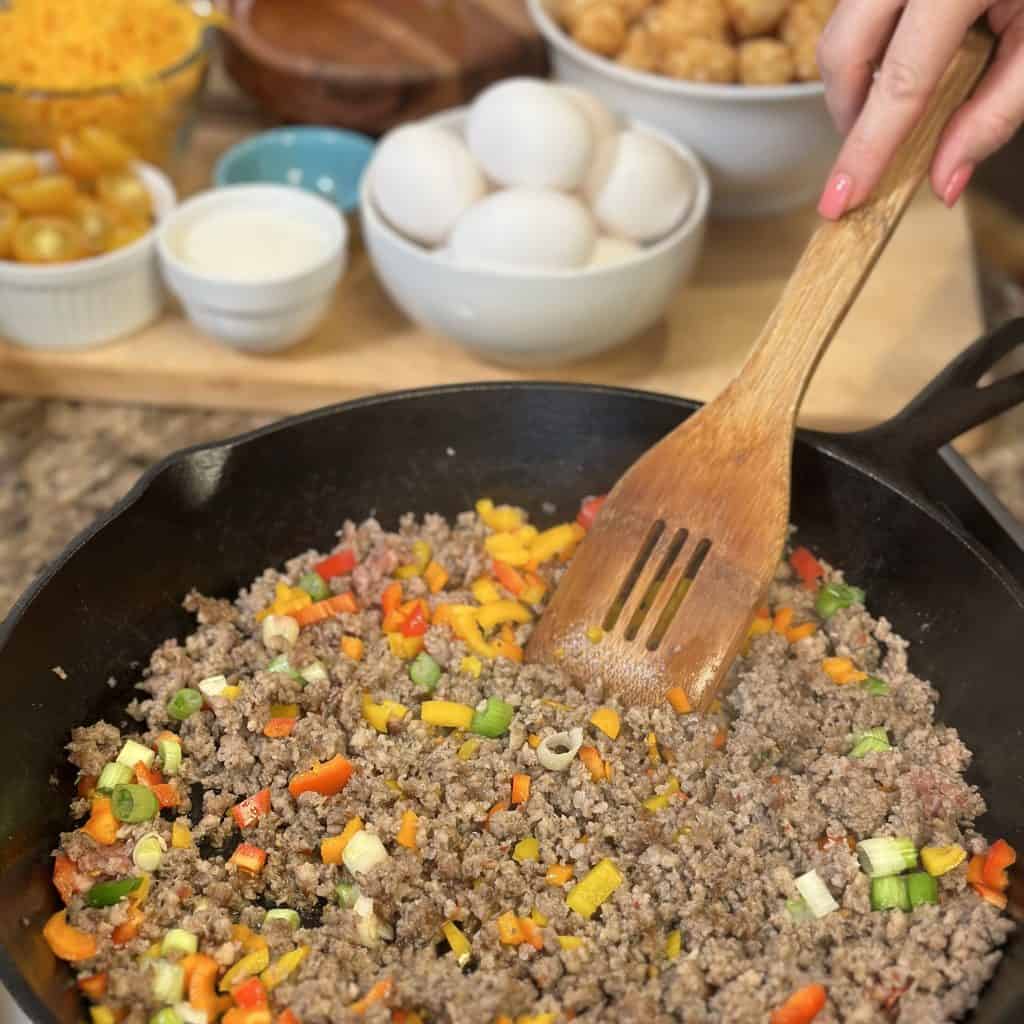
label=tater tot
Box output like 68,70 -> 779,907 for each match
738,37 -> 795,84
559,0 -> 606,30
616,0 -> 655,19
779,1 -> 822,48
661,37 -> 738,83
618,25 -> 661,71
725,0 -> 788,38
804,0 -> 836,23
573,2 -> 628,55
791,37 -> 821,80
646,0 -> 729,49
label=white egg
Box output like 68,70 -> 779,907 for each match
467,78 -> 594,190
370,125 -> 486,247
557,85 -> 619,150
589,236 -> 642,267
584,130 -> 696,244
450,188 -> 596,271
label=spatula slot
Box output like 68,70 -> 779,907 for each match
624,528 -> 688,641
603,520 -> 665,632
645,537 -> 713,650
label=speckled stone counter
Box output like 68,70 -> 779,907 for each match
3,273 -> 1024,620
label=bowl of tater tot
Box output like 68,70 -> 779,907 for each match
527,0 -> 839,217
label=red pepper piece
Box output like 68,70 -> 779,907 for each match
232,976 -> 269,1008
789,547 -> 824,588
229,843 -> 267,875
576,494 -> 607,531
314,549 -> 356,580
982,838 -> 1016,891
400,602 -> 428,638
231,789 -> 272,830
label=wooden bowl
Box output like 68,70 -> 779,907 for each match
219,0 -> 549,136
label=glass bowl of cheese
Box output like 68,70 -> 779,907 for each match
0,0 -> 218,175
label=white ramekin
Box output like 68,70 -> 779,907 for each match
0,161 -> 177,350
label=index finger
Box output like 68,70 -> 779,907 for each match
818,0 -> 984,218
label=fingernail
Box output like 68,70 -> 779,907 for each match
943,163 -> 975,207
818,172 -> 853,220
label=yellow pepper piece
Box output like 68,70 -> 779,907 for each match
394,564 -> 419,580
471,577 -> 504,605
520,579 -> 548,606
387,633 -> 424,659
516,1016 -> 555,1024
143,941 -> 162,959
421,700 -> 475,730
483,534 -> 531,566
527,734 -> 541,749
131,873 -> 151,905
232,923 -> 269,952
441,920 -> 472,966
748,617 -> 773,639
457,739 -> 480,761
424,561 -> 449,594
590,707 -> 620,740
171,822 -> 192,849
476,498 -> 526,533
921,844 -> 967,877
412,540 -> 433,571
513,837 -> 540,863
218,947 -> 270,992
586,626 -> 604,644
362,692 -> 408,733
222,685 -> 241,700
260,945 -> 310,991
460,655 -> 483,678
646,732 -> 662,765
665,929 -> 682,960
557,936 -> 583,952
269,703 -> 299,720
477,600 -> 532,632
566,858 -> 623,918
257,583 -> 313,622
643,794 -> 671,813
530,523 -> 584,564
530,908 -> 548,926
822,656 -> 869,685
90,1009 -> 116,1024
384,779 -> 403,794
450,608 -> 497,659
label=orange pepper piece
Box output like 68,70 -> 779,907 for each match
982,838 -> 1017,891
288,755 -> 354,799
350,977 -> 394,1014
770,983 -> 827,1024
396,810 -> 419,850
42,911 -> 97,962
82,796 -> 118,846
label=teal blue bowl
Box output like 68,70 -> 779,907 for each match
214,127 -> 375,214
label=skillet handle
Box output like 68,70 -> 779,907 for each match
839,317 -> 1024,473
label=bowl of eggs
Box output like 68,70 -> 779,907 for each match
360,78 -> 709,368
527,0 -> 839,217
0,127 -> 176,350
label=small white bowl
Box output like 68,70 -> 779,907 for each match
157,184 -> 346,353
0,161 -> 176,350
361,108 -> 709,368
527,0 -> 838,218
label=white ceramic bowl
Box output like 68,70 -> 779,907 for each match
361,108 -> 709,368
0,160 -> 176,350
157,184 -> 346,354
527,0 -> 839,218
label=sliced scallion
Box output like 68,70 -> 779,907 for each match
161,928 -> 198,957
116,739 -> 156,769
298,572 -> 331,603
870,875 -> 910,911
863,677 -> 891,696
537,728 -> 584,771
157,738 -> 182,776
112,783 -> 159,823
267,654 -> 302,681
857,836 -> 918,877
785,898 -> 812,921
335,882 -> 359,908
849,727 -> 892,759
795,869 -> 838,918
150,1010 -> 183,1024
97,761 -> 133,793
906,871 -> 939,908
815,581 -> 866,619
342,830 -> 389,876
150,960 -> 185,1004
167,688 -> 202,722
84,876 -> 141,908
470,696 -> 514,738
172,1006 -> 207,1024
409,652 -> 441,692
132,833 -> 166,872
299,661 -> 328,686
197,675 -> 228,699
264,908 -> 301,929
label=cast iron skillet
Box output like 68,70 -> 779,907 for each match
2,320 -> 1024,1023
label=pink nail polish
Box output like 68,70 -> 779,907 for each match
943,163 -> 974,208
817,172 -> 853,220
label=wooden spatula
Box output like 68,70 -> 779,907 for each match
526,29 -> 993,710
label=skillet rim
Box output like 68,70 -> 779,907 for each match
1,380 -> 1022,1023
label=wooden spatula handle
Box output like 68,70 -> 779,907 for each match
731,28 -> 994,426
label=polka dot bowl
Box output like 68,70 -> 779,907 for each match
214,126 -> 375,214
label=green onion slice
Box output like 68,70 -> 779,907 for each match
815,581 -> 866,619
785,897 -> 812,921
167,688 -> 203,721
335,882 -> 360,909
299,661 -> 328,686
795,869 -> 838,918
97,762 -> 134,793
470,696 -> 514,738
112,783 -> 160,823
267,654 -> 302,681
298,572 -> 331,603
132,833 -> 166,872
409,652 -> 442,691
116,739 -> 156,769
264,908 -> 301,929
849,727 -> 892,759
857,836 -> 918,877
149,1010 -> 184,1024
197,675 -> 228,699
157,738 -> 182,776
863,677 -> 891,696
161,928 -> 199,957
906,871 -> 939,908
150,960 -> 185,1005
870,875 -> 910,911
84,875 -> 141,908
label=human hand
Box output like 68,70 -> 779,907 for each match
816,0 -> 1024,219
